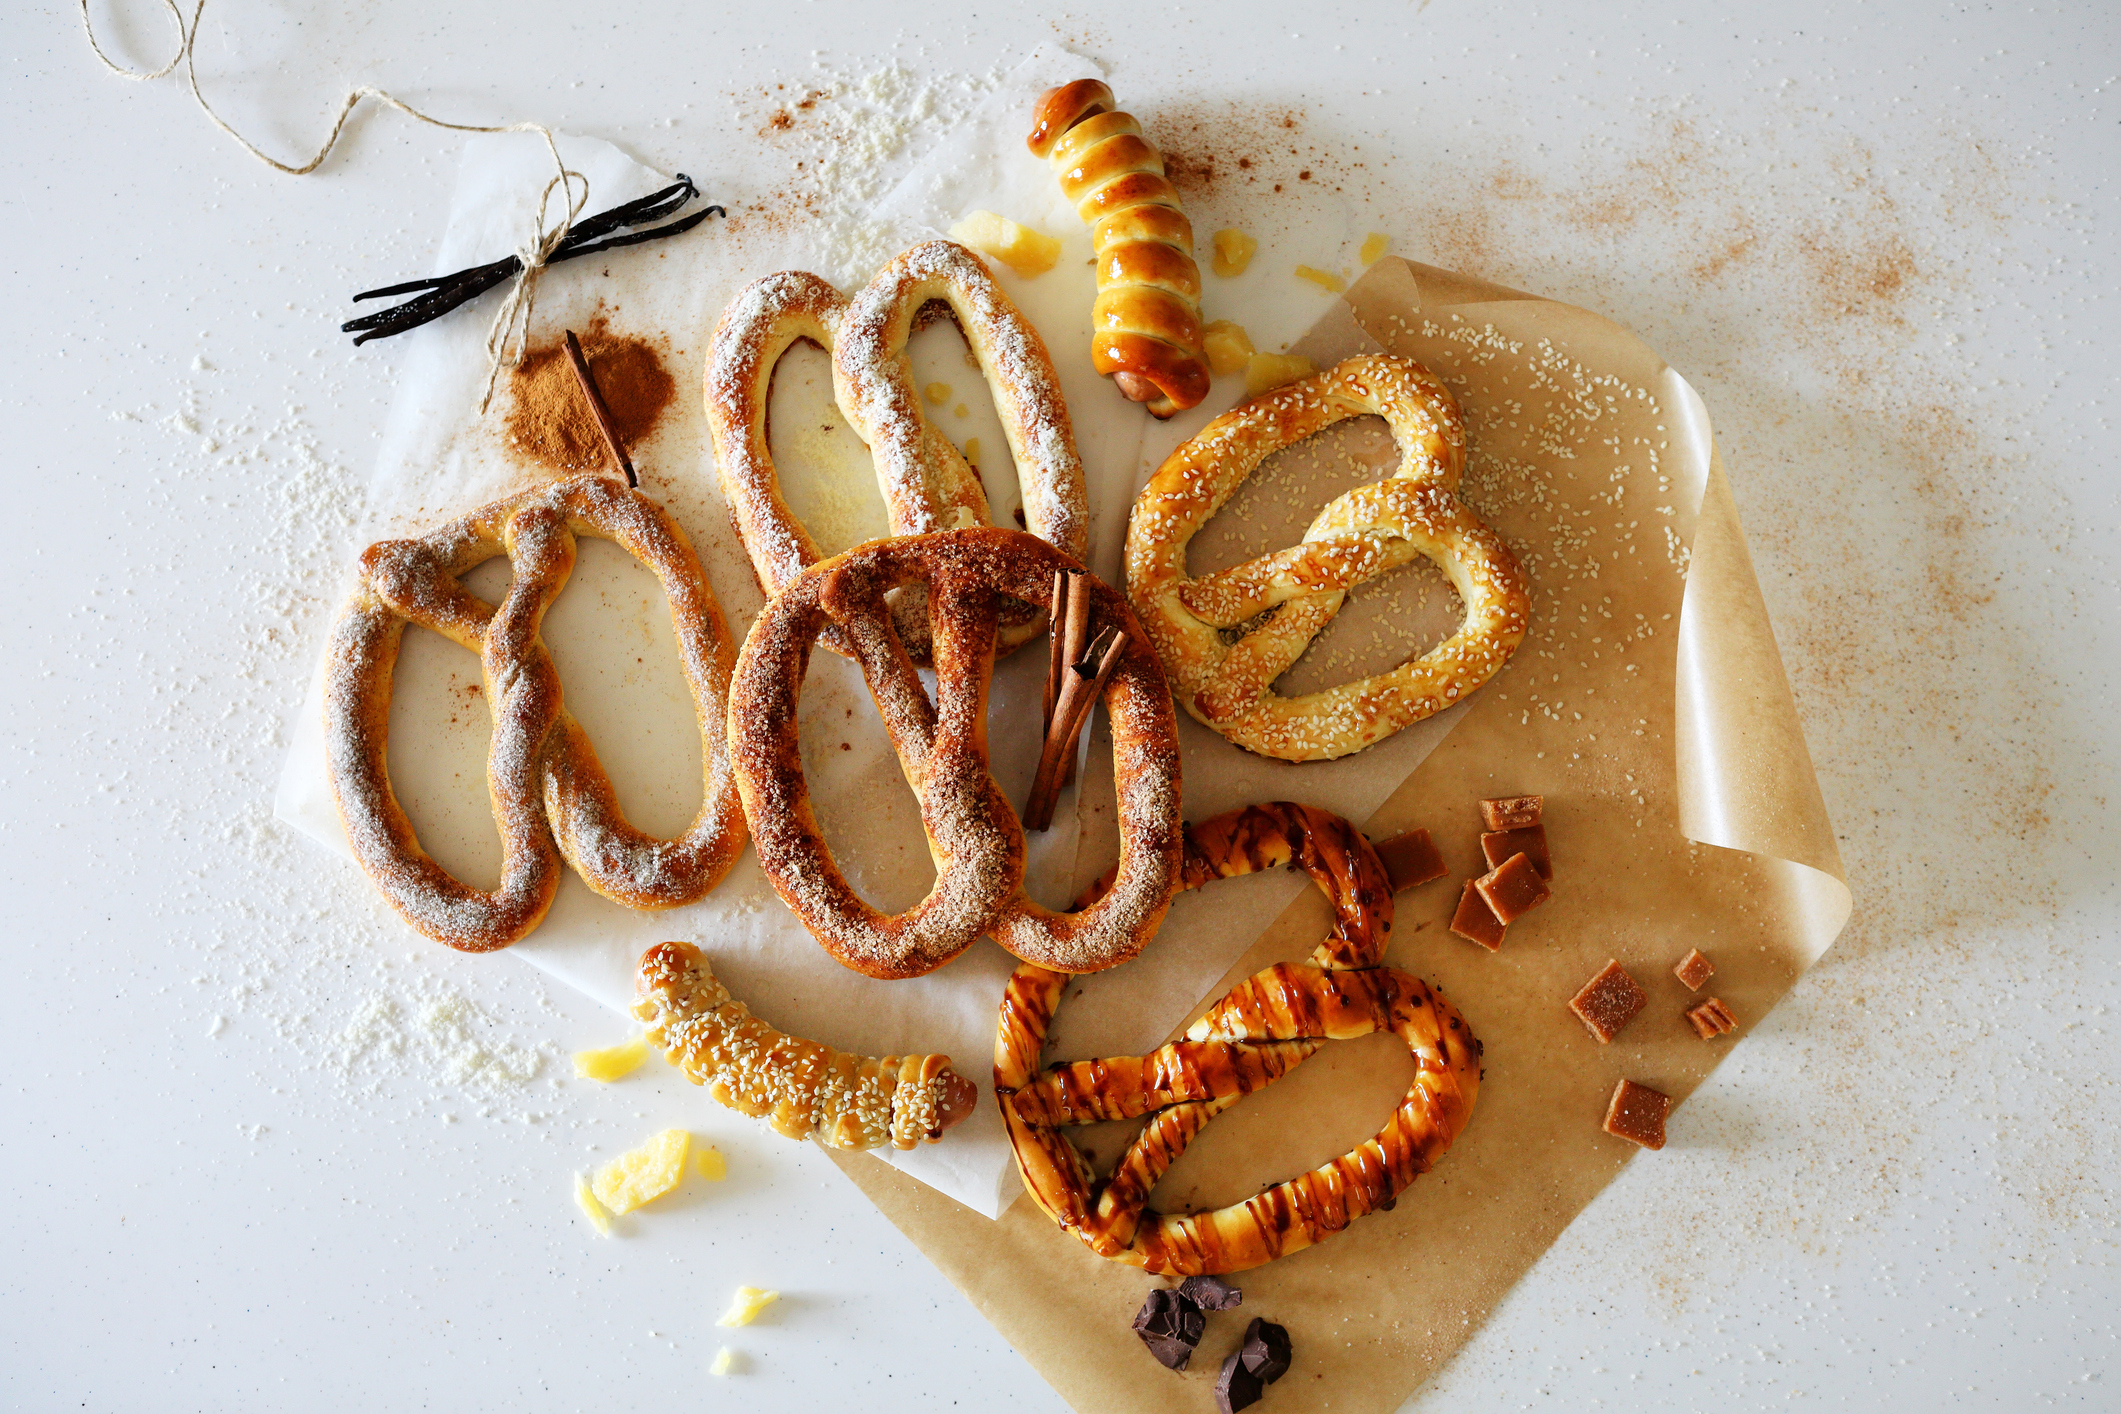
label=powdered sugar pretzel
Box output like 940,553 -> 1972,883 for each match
635,942 -> 978,1150
326,474 -> 747,951
708,241 -> 1088,660
1127,353 -> 1532,762
995,802 -> 1481,1275
728,528 -> 1184,980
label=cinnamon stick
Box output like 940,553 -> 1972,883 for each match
563,329 -> 638,487
1043,569 -> 1071,736
1024,627 -> 1127,831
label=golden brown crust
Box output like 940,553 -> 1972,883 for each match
994,803 -> 1481,1275
324,474 -> 747,951
1126,354 -> 1532,761
634,941 -> 973,1150
1027,80 -> 1209,418
727,529 -> 1185,979
706,242 -> 1088,661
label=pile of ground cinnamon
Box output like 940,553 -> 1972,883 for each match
504,314 -> 675,474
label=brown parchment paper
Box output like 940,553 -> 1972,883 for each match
829,258 -> 1853,1414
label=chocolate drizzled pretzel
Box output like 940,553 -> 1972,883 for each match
995,802 -> 1481,1275
707,242 -> 1088,661
727,530 -> 1184,979
325,474 -> 746,951
1127,354 -> 1532,761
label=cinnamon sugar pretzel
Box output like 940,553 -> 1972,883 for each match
1127,354 -> 1532,762
325,474 -> 746,951
1027,79 -> 1209,418
995,802 -> 1481,1275
707,241 -> 1088,660
727,529 -> 1184,980
635,942 -> 977,1150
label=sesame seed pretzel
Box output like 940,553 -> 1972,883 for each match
995,802 -> 1482,1275
325,474 -> 747,952
727,529 -> 1184,980
707,241 -> 1089,661
635,942 -> 978,1150
1126,354 -> 1532,762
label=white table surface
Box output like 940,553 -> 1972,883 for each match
5,2 -> 2116,1409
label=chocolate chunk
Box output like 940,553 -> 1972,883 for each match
1216,1349 -> 1265,1412
1373,828 -> 1446,891
1240,1317 -> 1293,1383
1449,877 -> 1508,951
1132,1288 -> 1204,1369
1569,959 -> 1647,1043
1480,823 -> 1552,880
1480,794 -> 1543,830
1179,1274 -> 1243,1310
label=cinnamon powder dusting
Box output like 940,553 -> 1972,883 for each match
504,314 -> 675,474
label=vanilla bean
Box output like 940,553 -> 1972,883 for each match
343,175 -> 723,345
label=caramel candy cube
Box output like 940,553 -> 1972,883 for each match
1479,795 -> 1543,830
1673,947 -> 1715,990
1687,997 -> 1738,1039
1449,879 -> 1507,951
1569,959 -> 1647,1043
1374,828 -> 1446,891
1474,852 -> 1550,923
1603,1078 -> 1671,1150
1480,824 -> 1552,880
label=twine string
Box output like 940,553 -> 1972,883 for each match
80,0 -> 587,409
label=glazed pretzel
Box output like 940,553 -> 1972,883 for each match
995,802 -> 1481,1275
727,529 -> 1184,979
635,942 -> 978,1150
1127,354 -> 1532,762
707,241 -> 1088,660
325,474 -> 747,951
1027,79 -> 1209,418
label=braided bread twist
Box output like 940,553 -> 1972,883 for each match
635,942 -> 978,1150
995,802 -> 1481,1274
1027,79 -> 1209,418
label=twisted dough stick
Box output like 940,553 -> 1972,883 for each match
995,802 -> 1481,1274
636,942 -> 978,1150
1128,354 -> 1531,761
1027,79 -> 1209,418
325,474 -> 746,951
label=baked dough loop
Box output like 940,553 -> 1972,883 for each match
728,528 -> 1184,980
635,941 -> 978,1150
995,802 -> 1482,1275
325,474 -> 747,951
707,241 -> 1088,661
1027,79 -> 1209,419
1127,353 -> 1531,762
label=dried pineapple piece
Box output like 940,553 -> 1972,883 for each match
573,1173 -> 613,1237
697,1146 -> 728,1182
710,1347 -> 740,1376
1203,320 -> 1254,377
1211,228 -> 1257,277
716,1286 -> 780,1328
1294,264 -> 1347,294
1359,232 -> 1391,265
572,1034 -> 649,1082
948,211 -> 1061,277
590,1128 -> 690,1215
1244,352 -> 1316,397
